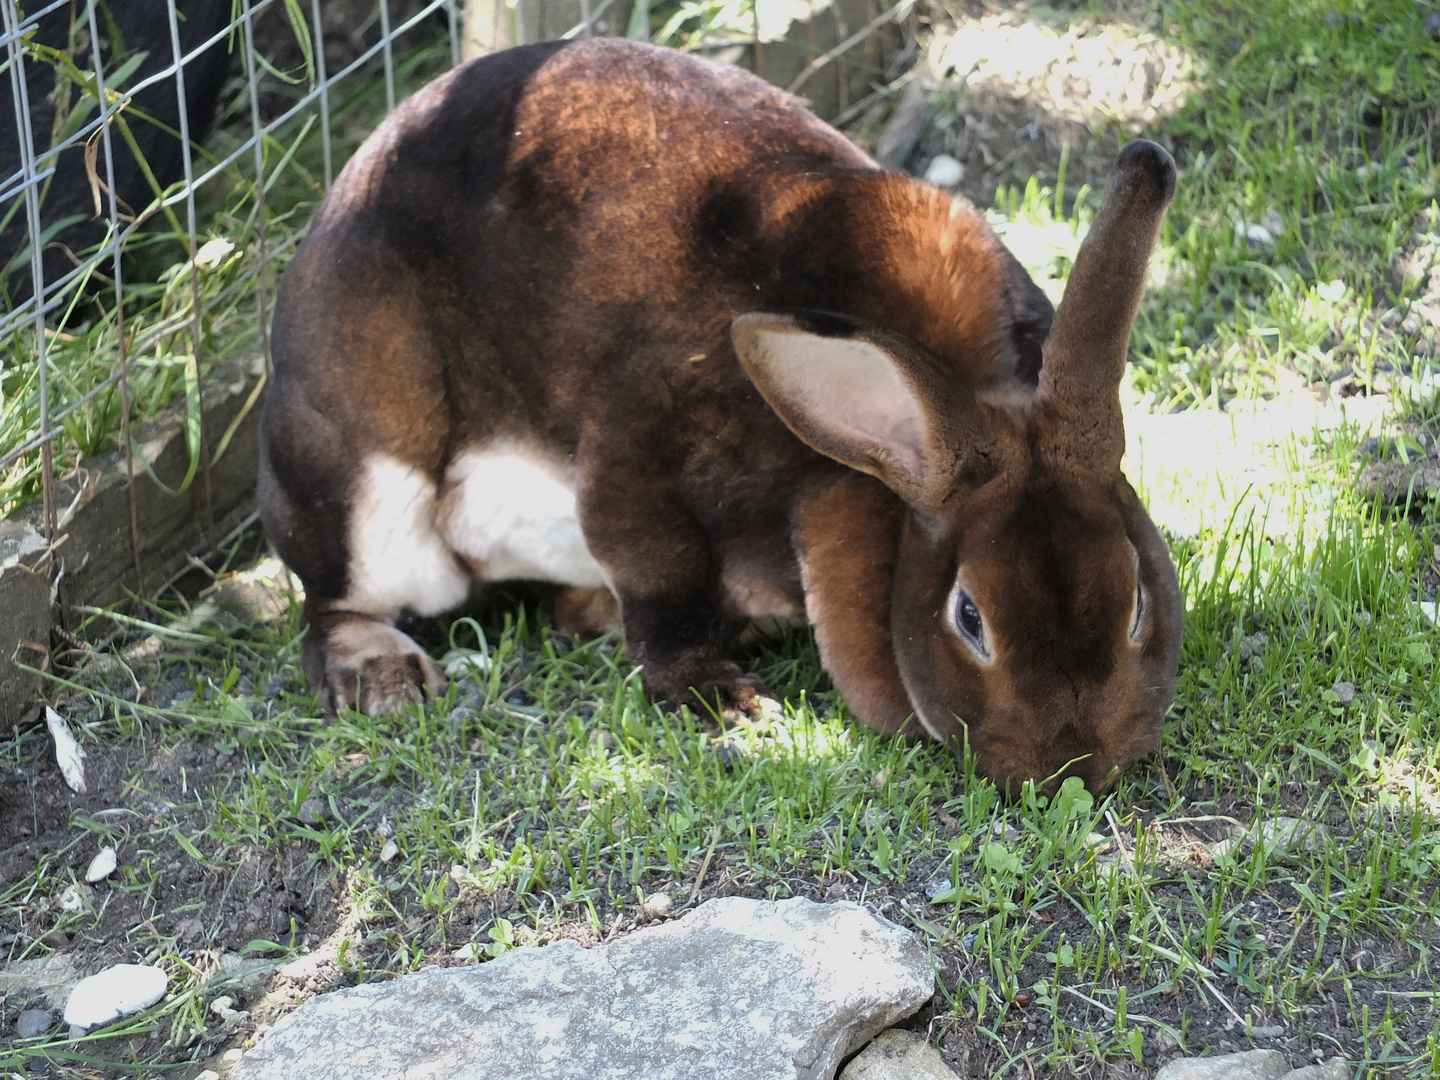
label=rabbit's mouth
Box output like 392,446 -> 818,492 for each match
956,715 -> 1162,798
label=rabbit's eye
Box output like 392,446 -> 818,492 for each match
956,592 -> 983,642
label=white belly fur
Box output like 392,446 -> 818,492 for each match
345,454 -> 471,617
436,443 -> 610,588
344,445 -> 607,618
345,446 -> 808,626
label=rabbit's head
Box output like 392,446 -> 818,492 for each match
734,141 -> 1182,792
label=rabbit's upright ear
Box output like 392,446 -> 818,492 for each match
1038,140 -> 1176,473
733,310 -> 990,511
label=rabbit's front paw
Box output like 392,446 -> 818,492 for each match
317,617 -> 447,715
719,676 -> 784,725
643,660 -> 775,724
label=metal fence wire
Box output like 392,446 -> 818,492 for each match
0,0 -> 901,603
0,0 -> 465,559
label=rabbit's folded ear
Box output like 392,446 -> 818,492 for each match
1038,140 -> 1175,473
732,310 -> 988,511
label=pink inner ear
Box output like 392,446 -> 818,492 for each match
755,332 -> 928,478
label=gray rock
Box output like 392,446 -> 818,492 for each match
0,520 -> 51,722
233,896 -> 932,1080
1212,817 -> 1328,862
16,1008 -> 52,1038
1156,1050 -> 1290,1080
1281,1060 -> 1349,1080
0,952 -> 80,1008
297,798 -> 328,826
1358,458 -> 1440,504
840,1029 -> 959,1079
874,67 -> 936,169
923,874 -> 953,902
213,951 -> 279,991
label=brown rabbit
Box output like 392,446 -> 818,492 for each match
260,39 -> 1183,792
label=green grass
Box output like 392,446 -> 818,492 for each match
4,0 -> 1440,1077
1133,0 -> 1440,410
4,458 -> 1437,1076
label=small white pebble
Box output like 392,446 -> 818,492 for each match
209,995 -> 234,1017
222,1048 -> 245,1064
1234,219 -> 1275,246
194,237 -> 235,270
1332,680 -> 1356,705
194,1071 -> 221,1080
46,707 -> 87,794
380,839 -> 399,863
642,892 -> 675,917
58,884 -> 86,912
85,846 -> 117,883
63,964 -> 167,1029
924,153 -> 965,188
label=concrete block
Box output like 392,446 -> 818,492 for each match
1,355 -> 266,720
0,520 -> 52,723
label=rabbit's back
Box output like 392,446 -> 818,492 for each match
273,40 -> 1022,435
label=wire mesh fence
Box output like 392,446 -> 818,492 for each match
0,0 -> 460,554
0,0 -> 904,608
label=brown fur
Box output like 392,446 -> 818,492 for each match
260,40 -> 1181,792
791,472 -> 915,737
553,586 -> 623,638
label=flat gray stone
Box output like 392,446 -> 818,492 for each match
1281,1061 -> 1349,1080
16,1008 -> 52,1038
1157,1050 -> 1290,1080
1212,817 -> 1328,862
233,897 -> 932,1080
0,520 -> 51,722
0,952 -> 79,1008
840,1029 -> 959,1079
